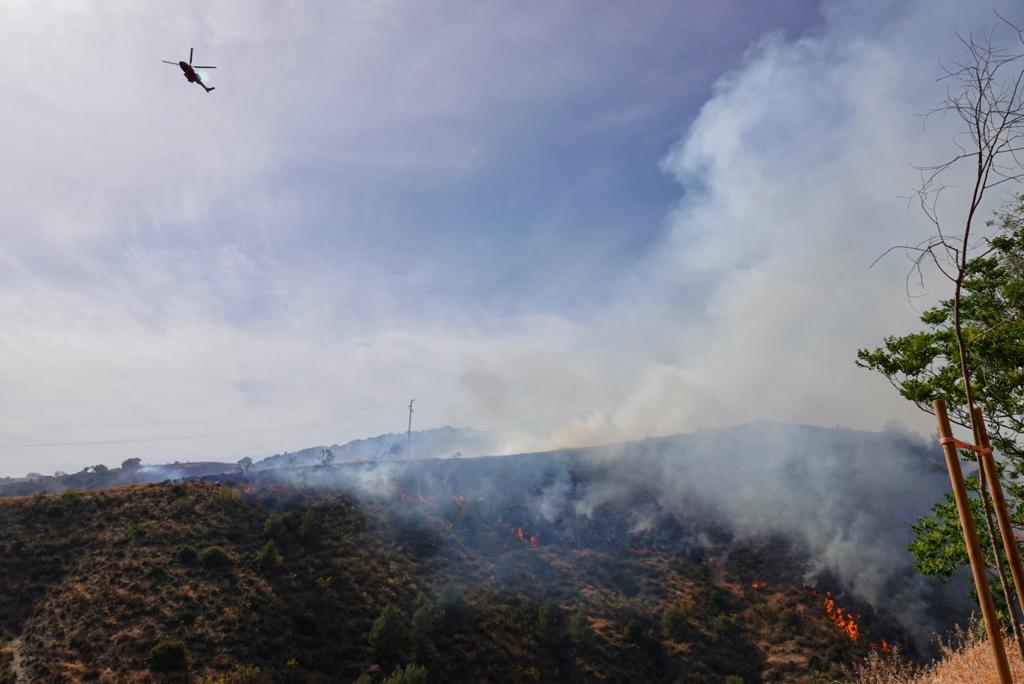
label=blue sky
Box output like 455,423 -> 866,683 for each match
0,0 -> 1020,476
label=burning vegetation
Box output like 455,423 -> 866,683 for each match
0,434 -> 940,682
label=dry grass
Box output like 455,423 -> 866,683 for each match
854,623 -> 1024,684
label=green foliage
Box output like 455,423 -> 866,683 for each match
661,602 -> 688,641
257,539 -> 282,571
857,194 -> 1024,602
263,512 -> 291,540
149,639 -> 187,672
409,595 -> 435,663
625,618 -> 646,646
567,607 -> 592,647
382,663 -> 428,684
353,676 -> 373,684
199,545 -> 230,569
724,676 -> 745,684
299,508 -> 320,542
713,613 -> 736,637
437,582 -> 465,628
536,599 -> 562,647
368,604 -> 409,669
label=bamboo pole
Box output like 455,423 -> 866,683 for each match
934,398 -> 1012,684
975,407 -> 1024,654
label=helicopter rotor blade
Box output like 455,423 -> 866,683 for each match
189,47 -> 193,64
161,60 -> 178,65
192,66 -> 217,69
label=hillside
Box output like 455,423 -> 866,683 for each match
1,478 -> 884,683
0,423 -> 975,682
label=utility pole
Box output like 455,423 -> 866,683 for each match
407,399 -> 414,458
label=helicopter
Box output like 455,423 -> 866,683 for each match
162,48 -> 216,93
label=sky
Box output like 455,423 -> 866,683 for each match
0,0 -> 1021,477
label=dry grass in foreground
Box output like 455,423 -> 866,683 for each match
854,623 -> 1024,684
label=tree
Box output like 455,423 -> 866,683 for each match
368,604 -> 409,669
257,540 -> 282,571
862,198 -> 1024,607
409,595 -> 435,663
862,19 -> 1024,649
536,599 -> 562,648
121,457 -> 141,472
236,457 -> 253,475
437,582 -> 465,629
320,448 -> 335,467
661,602 -> 689,642
382,664 -> 428,684
568,607 -> 593,648
299,508 -> 320,542
149,639 -> 187,672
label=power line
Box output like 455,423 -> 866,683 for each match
0,413 -> 399,449
0,404 -> 408,429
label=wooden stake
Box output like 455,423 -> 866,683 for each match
934,399 -> 1012,684
975,406 -> 1024,654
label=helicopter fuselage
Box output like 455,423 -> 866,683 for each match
177,61 -> 200,82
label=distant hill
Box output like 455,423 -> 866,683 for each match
255,426 -> 496,470
0,426 -> 493,498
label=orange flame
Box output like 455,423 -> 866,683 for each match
822,592 -> 859,642
497,517 -> 538,548
750,580 -> 768,590
870,639 -> 894,653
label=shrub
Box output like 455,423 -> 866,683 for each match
410,596 -> 435,662
199,545 -> 230,568
299,508 -> 320,542
369,604 -> 409,668
724,677 -> 745,684
625,619 -> 646,647
263,512 -> 291,539
149,639 -> 187,672
661,602 -> 688,641
382,664 -> 428,684
176,546 -> 198,564
568,608 -> 592,647
437,582 -> 465,627
257,540 -> 282,570
536,599 -> 562,646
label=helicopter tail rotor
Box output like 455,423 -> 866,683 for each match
189,47 -> 193,65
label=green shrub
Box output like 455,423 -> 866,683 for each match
368,604 -> 409,668
199,545 -> 230,568
437,582 -> 465,627
299,508 -> 320,541
257,540 -> 282,570
149,639 -> 187,672
661,602 -> 688,641
568,608 -> 592,646
382,664 -> 428,684
724,677 -> 745,684
625,619 -> 646,646
713,612 -> 736,637
536,599 -> 562,646
263,512 -> 291,539
410,596 -> 435,662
